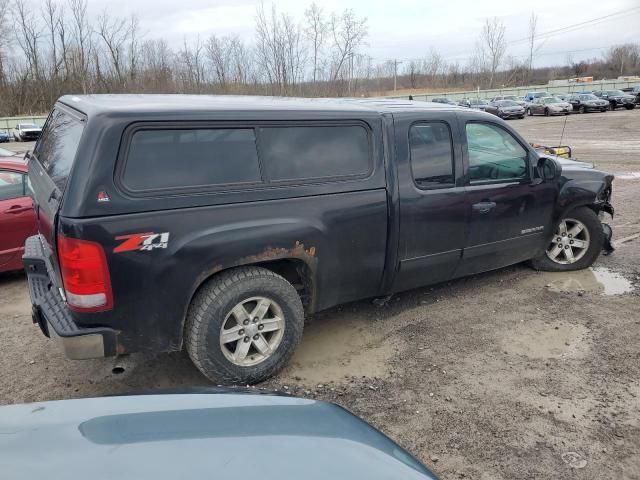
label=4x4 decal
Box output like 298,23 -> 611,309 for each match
114,232 -> 170,253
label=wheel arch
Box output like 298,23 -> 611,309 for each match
178,250 -> 317,351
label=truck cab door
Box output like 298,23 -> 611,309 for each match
455,119 -> 557,277
392,113 -> 467,292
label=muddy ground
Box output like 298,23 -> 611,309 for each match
1,109 -> 639,479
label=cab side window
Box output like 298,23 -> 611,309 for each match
409,122 -> 455,188
465,123 -> 528,183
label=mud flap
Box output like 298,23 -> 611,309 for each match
602,223 -> 614,255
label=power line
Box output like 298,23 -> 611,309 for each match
508,6 -> 640,45
372,8 -> 640,67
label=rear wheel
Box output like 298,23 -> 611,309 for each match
530,207 -> 604,272
625,104 -> 635,110
185,266 -> 304,384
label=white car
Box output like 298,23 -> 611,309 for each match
12,123 -> 42,142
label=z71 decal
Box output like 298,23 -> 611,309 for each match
114,232 -> 170,253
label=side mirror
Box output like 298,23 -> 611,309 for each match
533,157 -> 559,184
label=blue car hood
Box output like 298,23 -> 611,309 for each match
0,393 -> 437,480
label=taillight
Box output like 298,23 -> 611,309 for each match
57,234 -> 113,312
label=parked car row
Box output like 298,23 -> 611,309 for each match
428,87 -> 638,120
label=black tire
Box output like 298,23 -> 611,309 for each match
625,104 -> 635,110
530,207 -> 604,272
544,108 -> 550,116
601,108 -> 607,112
579,106 -> 585,114
608,103 -> 615,111
185,266 -> 304,385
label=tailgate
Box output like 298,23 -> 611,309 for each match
27,106 -> 86,283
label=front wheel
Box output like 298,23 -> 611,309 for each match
185,266 -> 304,384
530,207 -> 604,272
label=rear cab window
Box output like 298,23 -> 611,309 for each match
409,122 -> 455,189
33,108 -> 85,191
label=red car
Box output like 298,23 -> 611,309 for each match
0,147 -> 36,273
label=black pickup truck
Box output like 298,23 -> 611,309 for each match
24,95 -> 614,384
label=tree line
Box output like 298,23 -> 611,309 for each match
0,0 -> 638,116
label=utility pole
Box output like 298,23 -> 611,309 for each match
393,59 -> 403,91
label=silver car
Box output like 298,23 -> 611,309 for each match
527,97 -> 571,116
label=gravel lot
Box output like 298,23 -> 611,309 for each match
1,109 -> 639,479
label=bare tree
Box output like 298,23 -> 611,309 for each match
68,0 -> 93,93
255,3 -> 305,94
0,0 -> 11,84
606,43 -> 640,76
179,36 -> 205,93
479,17 -> 506,89
96,11 -> 129,85
526,12 -> 544,83
304,3 -> 327,84
128,14 -> 141,84
405,60 -> 421,89
329,9 -> 368,83
228,37 -> 253,86
42,0 -> 63,79
424,47 -> 444,86
205,35 -> 231,88
14,0 -> 43,80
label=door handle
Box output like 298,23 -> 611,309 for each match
4,205 -> 31,214
472,201 -> 497,214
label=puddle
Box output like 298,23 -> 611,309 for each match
616,171 -> 640,180
591,267 -> 634,295
280,314 -> 394,384
521,267 -> 633,296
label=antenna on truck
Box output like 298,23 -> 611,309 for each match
559,110 -> 569,145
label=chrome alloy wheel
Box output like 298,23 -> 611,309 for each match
219,296 -> 285,367
546,218 -> 590,265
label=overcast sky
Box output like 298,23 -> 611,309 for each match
84,0 -> 639,67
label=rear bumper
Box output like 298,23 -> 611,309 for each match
23,235 -> 118,359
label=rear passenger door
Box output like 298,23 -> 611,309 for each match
393,113 -> 467,292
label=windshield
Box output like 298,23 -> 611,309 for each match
504,96 -> 517,101
579,94 -> 598,100
471,99 -> 487,105
606,90 -> 625,96
498,100 -> 518,106
543,98 -> 561,104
